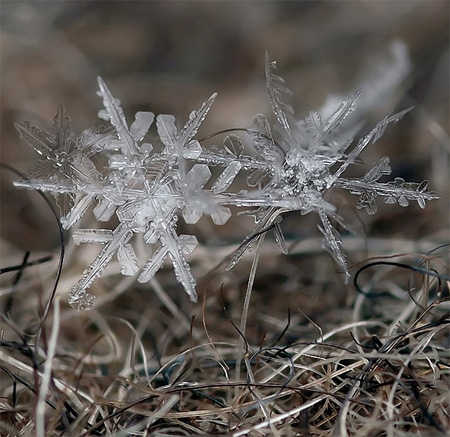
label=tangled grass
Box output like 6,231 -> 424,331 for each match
1,200 -> 449,436
1,2 -> 448,435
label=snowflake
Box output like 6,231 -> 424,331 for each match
14,54 -> 438,310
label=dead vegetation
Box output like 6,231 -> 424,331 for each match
1,2 -> 449,435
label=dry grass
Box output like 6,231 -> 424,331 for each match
1,233 -> 449,435
1,2 -> 449,436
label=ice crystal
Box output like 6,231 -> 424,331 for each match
14,55 -> 439,310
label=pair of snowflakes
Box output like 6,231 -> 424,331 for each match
14,54 -> 438,310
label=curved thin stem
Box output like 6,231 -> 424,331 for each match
234,234 -> 265,388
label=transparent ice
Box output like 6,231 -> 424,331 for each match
14,54 -> 438,310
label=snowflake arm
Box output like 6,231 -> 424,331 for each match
138,219 -> 198,301
330,107 -> 413,184
68,223 -> 134,310
337,177 -> 438,214
265,52 -> 294,135
97,77 -> 139,157
317,208 -> 349,282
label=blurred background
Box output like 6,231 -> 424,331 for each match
1,0 -> 449,319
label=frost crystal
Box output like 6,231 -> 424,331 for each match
14,55 -> 438,310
